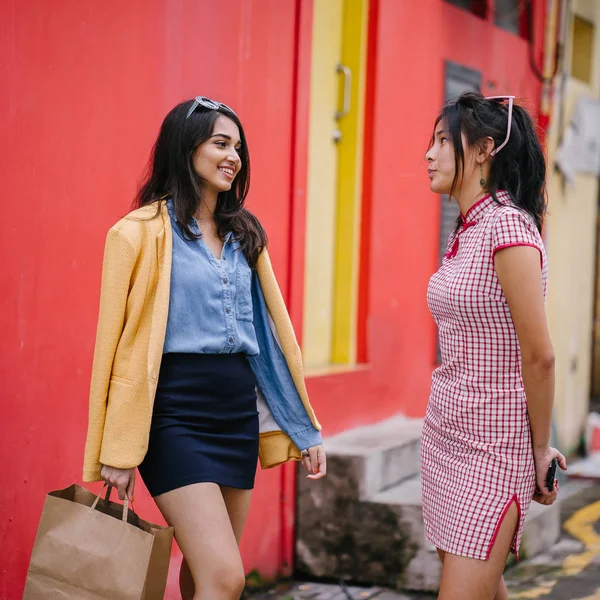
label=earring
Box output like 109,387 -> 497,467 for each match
480,164 -> 487,188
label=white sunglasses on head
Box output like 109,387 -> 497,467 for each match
485,95 -> 515,156
186,96 -> 237,119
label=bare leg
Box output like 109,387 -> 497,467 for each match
436,501 -> 518,600
219,485 -> 253,545
168,486 -> 253,599
154,483 -> 246,600
436,548 -> 507,599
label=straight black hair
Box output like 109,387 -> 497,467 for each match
135,99 -> 267,268
431,92 -> 547,232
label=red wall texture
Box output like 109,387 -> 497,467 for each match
0,0 -> 546,597
0,1 -> 307,596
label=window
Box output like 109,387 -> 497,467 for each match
445,0 -> 488,19
571,15 -> 595,84
495,0 -> 530,40
495,0 -> 521,36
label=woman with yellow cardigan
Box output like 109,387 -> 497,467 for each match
83,96 -> 326,600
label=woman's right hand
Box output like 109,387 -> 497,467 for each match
100,465 -> 136,501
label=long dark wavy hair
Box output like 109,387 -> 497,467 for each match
134,99 -> 267,268
431,92 -> 547,232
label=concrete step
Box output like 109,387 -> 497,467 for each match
521,498 -> 561,560
369,476 -> 441,591
322,415 -> 423,499
296,416 -> 429,592
296,470 -> 440,593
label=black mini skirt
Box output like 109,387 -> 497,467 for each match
138,353 -> 259,497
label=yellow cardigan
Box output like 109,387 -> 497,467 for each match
83,202 -> 321,482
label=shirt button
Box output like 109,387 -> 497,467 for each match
226,307 -> 231,314
223,277 -> 229,284
228,337 -> 235,344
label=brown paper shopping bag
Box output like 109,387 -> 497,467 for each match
23,484 -> 173,600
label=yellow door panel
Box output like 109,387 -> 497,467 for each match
303,0 -> 369,369
332,0 -> 369,364
303,0 -> 344,370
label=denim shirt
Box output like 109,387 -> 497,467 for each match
164,201 -> 322,450
163,202 -> 259,355
248,274 -> 323,451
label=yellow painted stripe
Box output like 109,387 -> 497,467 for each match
562,499 -> 600,575
511,581 -> 557,599
510,499 -> 600,598
331,0 -> 369,364
302,0 -> 343,369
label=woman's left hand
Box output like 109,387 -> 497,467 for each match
532,446 -> 567,505
301,444 -> 327,480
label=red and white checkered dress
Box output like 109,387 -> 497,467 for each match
421,191 -> 545,561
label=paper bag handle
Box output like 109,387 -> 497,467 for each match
91,483 -> 129,523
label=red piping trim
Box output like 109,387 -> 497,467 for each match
493,242 -> 543,267
461,193 -> 492,220
444,220 -> 476,259
485,493 -> 521,561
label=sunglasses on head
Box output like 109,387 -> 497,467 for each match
186,96 -> 237,119
485,95 -> 515,156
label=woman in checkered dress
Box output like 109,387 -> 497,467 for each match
422,92 -> 567,600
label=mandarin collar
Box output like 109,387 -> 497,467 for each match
445,191 -> 512,260
460,191 -> 512,223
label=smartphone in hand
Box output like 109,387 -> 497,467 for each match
546,457 -> 558,492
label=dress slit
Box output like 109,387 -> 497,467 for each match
485,493 -> 522,561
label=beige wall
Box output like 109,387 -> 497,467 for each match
546,0 -> 600,452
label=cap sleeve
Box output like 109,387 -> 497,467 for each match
491,208 -> 544,261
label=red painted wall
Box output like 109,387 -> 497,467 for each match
305,0 -> 545,435
0,1 -> 305,597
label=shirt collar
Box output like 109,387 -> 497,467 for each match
166,199 -> 233,243
460,190 -> 512,223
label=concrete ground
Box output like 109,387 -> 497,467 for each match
246,480 -> 600,600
